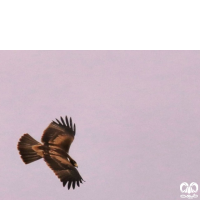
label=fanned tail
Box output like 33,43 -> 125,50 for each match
17,133 -> 42,164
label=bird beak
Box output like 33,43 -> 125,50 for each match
74,163 -> 78,168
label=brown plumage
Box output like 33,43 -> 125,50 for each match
17,115 -> 84,189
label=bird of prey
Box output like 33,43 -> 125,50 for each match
17,115 -> 84,189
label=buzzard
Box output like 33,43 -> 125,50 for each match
17,115 -> 84,189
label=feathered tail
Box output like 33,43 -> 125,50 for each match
17,133 -> 42,164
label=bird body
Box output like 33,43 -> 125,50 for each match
17,116 -> 84,189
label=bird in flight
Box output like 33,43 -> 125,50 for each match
17,115 -> 84,189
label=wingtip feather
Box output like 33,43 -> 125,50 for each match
65,116 -> 69,126
60,116 -> 66,126
70,117 -> 72,128
72,181 -> 76,189
68,181 -> 72,190
55,118 -> 61,125
74,124 -> 76,134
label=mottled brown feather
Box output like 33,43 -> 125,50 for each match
18,133 -> 42,164
44,154 -> 83,189
41,117 -> 75,152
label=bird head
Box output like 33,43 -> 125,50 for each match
70,159 -> 78,168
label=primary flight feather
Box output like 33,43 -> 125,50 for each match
17,115 -> 84,189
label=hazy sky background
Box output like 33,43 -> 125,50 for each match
0,51 -> 200,200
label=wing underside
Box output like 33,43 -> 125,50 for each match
41,116 -> 76,152
44,153 -> 84,189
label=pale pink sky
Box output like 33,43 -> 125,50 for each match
0,51 -> 200,200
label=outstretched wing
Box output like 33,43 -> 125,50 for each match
41,116 -> 76,152
44,153 -> 84,189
